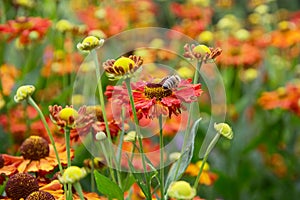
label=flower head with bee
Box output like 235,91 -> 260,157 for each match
105,75 -> 202,119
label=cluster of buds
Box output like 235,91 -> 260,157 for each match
183,44 -> 222,63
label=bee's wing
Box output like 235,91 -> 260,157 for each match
159,76 -> 170,85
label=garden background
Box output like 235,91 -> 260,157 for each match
1,0 -> 300,199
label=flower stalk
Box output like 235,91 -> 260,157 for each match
174,59 -> 203,179
124,78 -> 147,173
159,114 -> 165,200
27,96 -> 63,173
91,49 -> 120,184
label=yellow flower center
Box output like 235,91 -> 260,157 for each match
144,83 -> 172,100
113,57 -> 135,73
5,173 -> 39,200
20,136 -> 50,160
193,44 -> 211,55
26,191 -> 55,200
58,107 -> 79,125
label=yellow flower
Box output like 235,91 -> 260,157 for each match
77,36 -> 104,52
197,31 -> 214,44
167,181 -> 196,200
234,29 -> 250,41
14,85 -> 35,103
103,55 -> 143,80
214,122 -> 233,139
55,19 -> 74,33
59,166 -> 87,184
14,0 -> 34,8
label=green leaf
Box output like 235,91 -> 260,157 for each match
128,160 -> 151,199
164,118 -> 202,195
122,174 -> 135,192
94,171 -> 124,200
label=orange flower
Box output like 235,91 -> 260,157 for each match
2,179 -> 106,199
0,64 -> 20,96
0,16 -> 51,45
216,38 -> 262,67
0,105 -> 56,152
0,136 -> 74,175
185,161 -> 218,186
76,6 -> 127,36
170,2 -> 213,38
41,45 -> 83,77
258,83 -> 300,116
39,179 -> 106,200
271,24 -> 300,49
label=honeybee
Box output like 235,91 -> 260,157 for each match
160,75 -> 181,90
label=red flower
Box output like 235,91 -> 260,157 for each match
105,78 -> 202,119
0,16 -> 51,45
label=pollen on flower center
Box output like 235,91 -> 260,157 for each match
5,173 -> 39,200
20,136 -> 50,160
25,191 -> 55,200
144,83 -> 172,100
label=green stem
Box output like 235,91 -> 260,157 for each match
91,50 -> 120,184
64,127 -> 71,167
159,115 -> 164,200
73,182 -> 85,200
117,106 -> 126,166
64,127 -> 73,199
193,133 -> 220,189
173,59 -> 203,179
27,96 -> 63,173
124,78 -> 147,173
67,183 -> 73,200
100,142 -> 116,183
90,132 -> 95,192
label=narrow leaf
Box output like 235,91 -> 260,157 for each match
164,118 -> 202,194
128,160 -> 151,199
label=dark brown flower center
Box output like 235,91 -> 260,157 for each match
5,173 -> 39,200
26,191 -> 55,200
20,136 -> 50,160
144,83 -> 172,100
